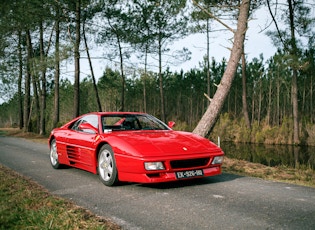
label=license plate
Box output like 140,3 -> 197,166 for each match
175,169 -> 204,179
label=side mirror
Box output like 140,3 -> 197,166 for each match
168,121 -> 176,129
79,123 -> 99,134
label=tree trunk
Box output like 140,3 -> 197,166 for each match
158,32 -> 166,122
267,75 -> 272,126
288,0 -> 299,144
18,30 -> 23,129
258,78 -> 262,125
83,20 -> 102,112
193,0 -> 251,137
117,36 -> 125,111
53,8 -> 60,128
311,75 -> 313,123
31,71 -> 40,133
24,30 -> 32,132
276,69 -> 280,126
143,45 -> 148,113
73,0 -> 81,118
241,51 -> 251,128
39,21 -> 46,135
206,18 -> 211,104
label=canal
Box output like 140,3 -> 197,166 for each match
220,142 -> 315,170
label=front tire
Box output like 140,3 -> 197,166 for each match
98,144 -> 119,186
50,139 -> 62,169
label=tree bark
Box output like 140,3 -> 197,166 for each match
143,45 -> 148,113
31,67 -> 40,133
117,36 -> 125,112
206,18 -> 211,104
53,8 -> 60,128
158,31 -> 166,122
83,20 -> 102,112
73,0 -> 81,118
241,51 -> 251,128
288,0 -> 299,144
24,30 -> 32,132
39,21 -> 46,135
18,30 -> 24,130
193,0 -> 251,137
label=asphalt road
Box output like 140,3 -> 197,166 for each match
1,136 -> 315,230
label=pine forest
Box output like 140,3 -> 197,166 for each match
0,0 -> 314,146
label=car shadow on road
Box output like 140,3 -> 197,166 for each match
137,173 -> 243,189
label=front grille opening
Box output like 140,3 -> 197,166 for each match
170,158 -> 210,169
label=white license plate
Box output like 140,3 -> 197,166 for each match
175,169 -> 204,179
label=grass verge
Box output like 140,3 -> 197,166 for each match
222,157 -> 315,188
0,164 -> 120,229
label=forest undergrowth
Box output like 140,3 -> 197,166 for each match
173,113 -> 315,146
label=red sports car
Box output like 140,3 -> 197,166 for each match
49,112 -> 224,186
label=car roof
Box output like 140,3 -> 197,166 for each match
84,112 -> 147,116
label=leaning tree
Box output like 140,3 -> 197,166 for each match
192,0 -> 252,137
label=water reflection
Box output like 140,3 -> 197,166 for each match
221,142 -> 315,170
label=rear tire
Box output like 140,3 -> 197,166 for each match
98,144 -> 119,186
49,139 -> 62,169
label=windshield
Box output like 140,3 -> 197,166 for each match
101,114 -> 170,132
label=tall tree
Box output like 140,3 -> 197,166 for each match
17,30 -> 24,129
24,30 -> 32,132
127,0 -> 189,121
192,0 -> 251,137
151,1 -> 188,122
53,4 -> 61,128
82,3 -> 103,112
83,20 -> 102,112
241,50 -> 251,128
98,1 -> 132,111
0,0 -> 29,130
73,0 -> 81,118
266,0 -> 313,144
190,0 -> 218,103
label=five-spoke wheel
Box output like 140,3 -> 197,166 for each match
98,144 -> 118,186
50,139 -> 61,169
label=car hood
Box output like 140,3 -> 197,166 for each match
108,130 -> 222,157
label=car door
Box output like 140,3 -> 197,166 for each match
65,114 -> 99,172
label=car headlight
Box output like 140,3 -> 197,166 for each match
144,162 -> 165,170
211,156 -> 224,165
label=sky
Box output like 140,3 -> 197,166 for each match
0,5 -> 280,105
177,7 -> 277,71
77,5 -> 278,79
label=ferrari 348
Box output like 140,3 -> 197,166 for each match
48,112 -> 224,186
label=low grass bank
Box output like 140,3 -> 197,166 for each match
0,164 -> 120,229
222,158 -> 315,188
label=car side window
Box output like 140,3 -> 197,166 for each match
71,115 -> 99,133
71,119 -> 83,131
84,115 -> 99,130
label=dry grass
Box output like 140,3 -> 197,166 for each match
1,128 -> 121,229
0,128 -> 48,143
222,157 -> 315,188
0,164 -> 121,230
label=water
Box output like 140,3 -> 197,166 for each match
220,142 -> 315,170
